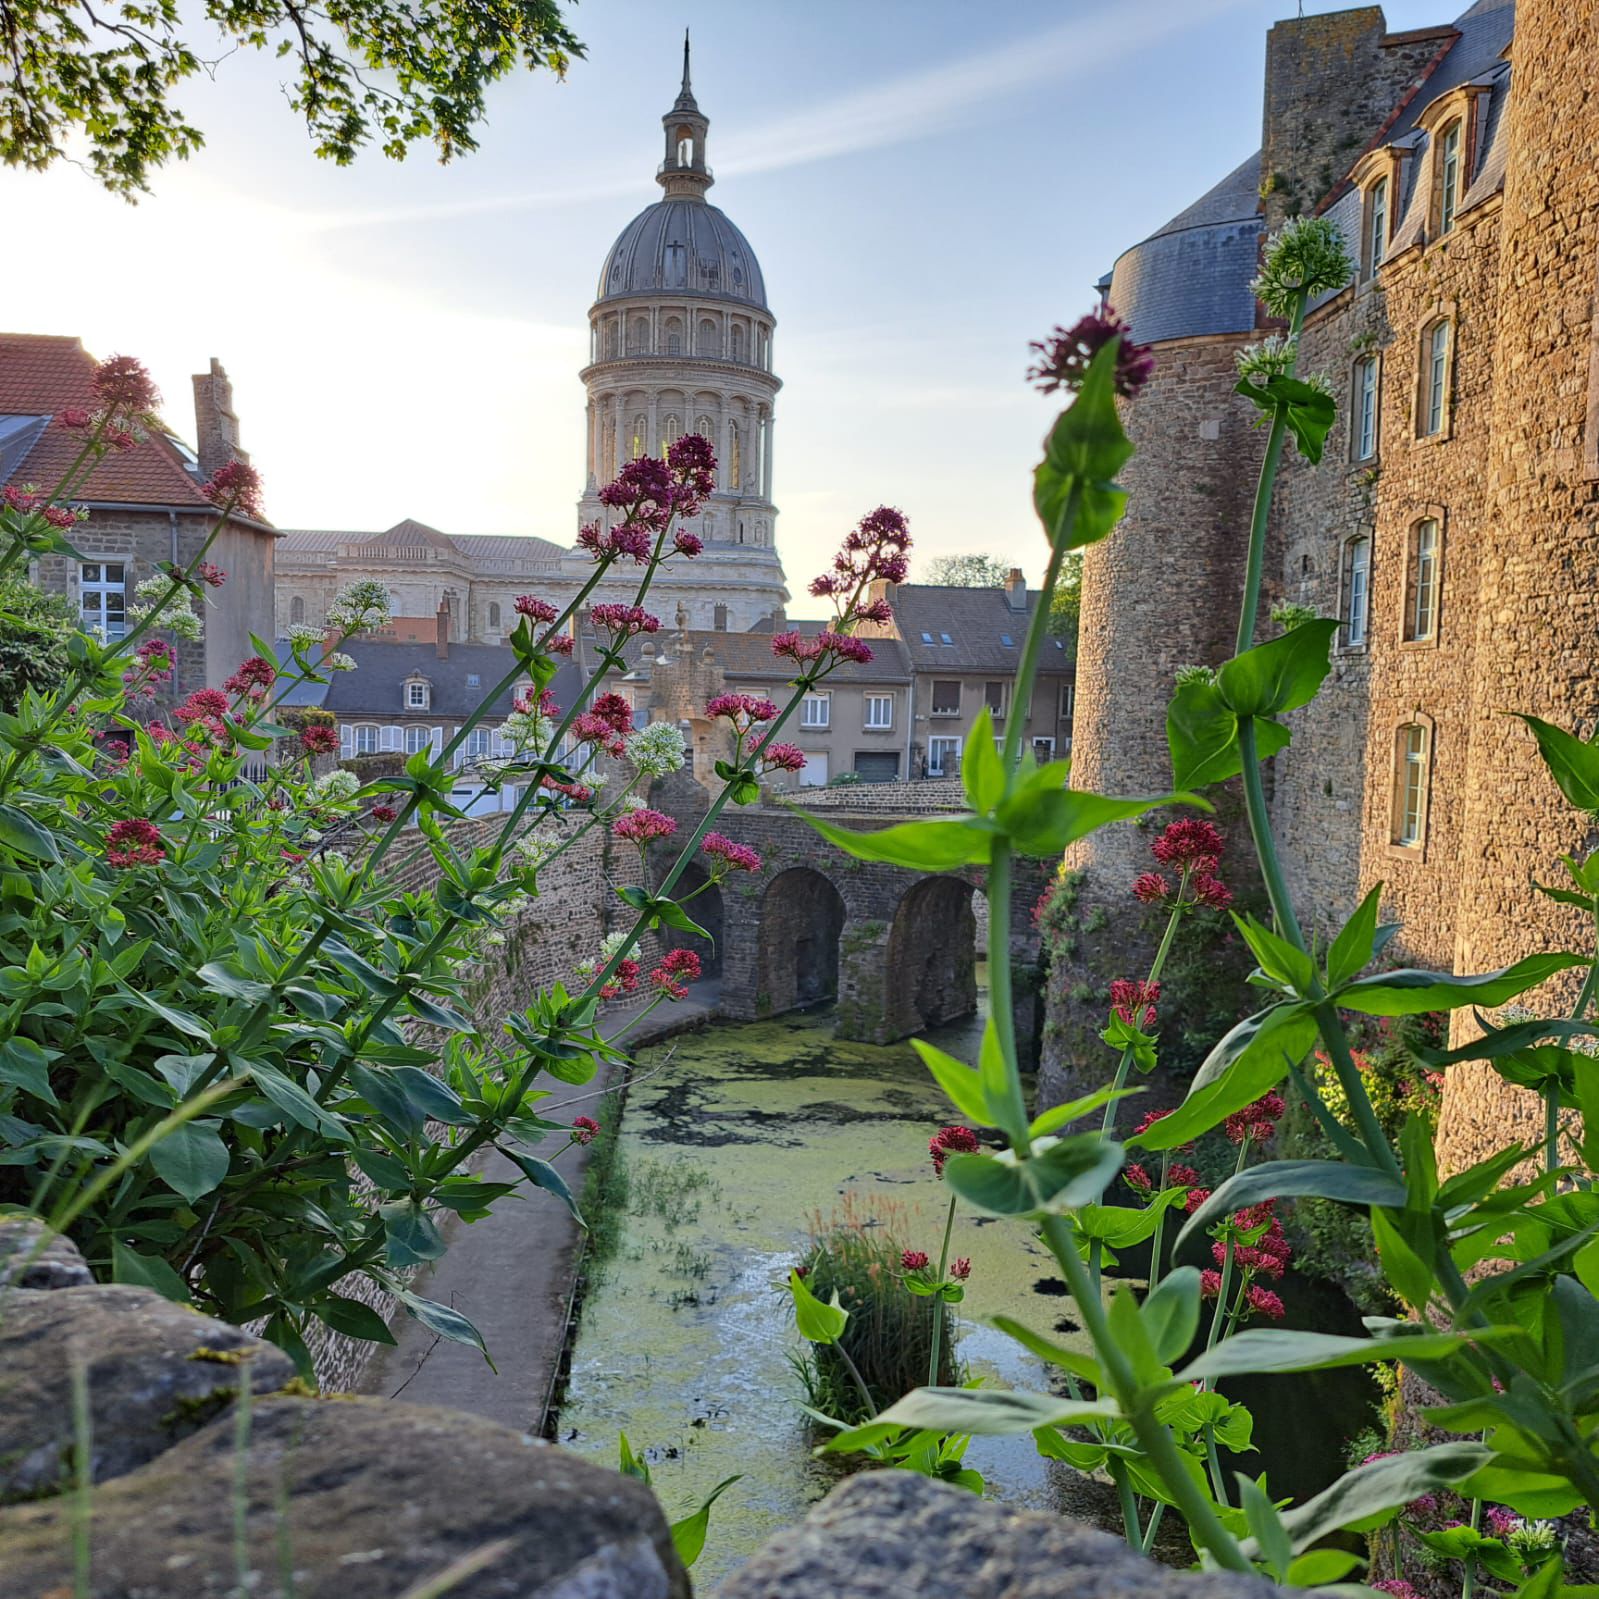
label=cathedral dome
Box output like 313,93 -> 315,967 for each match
596,199 -> 767,308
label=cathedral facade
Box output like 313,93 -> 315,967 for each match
275,44 -> 789,641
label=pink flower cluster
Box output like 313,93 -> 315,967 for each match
571,1115 -> 601,1145
1214,1201 -> 1291,1280
1027,308 -> 1154,399
705,692 -> 777,729
703,832 -> 761,874
751,736 -> 805,775
1223,1091 -> 1284,1146
650,947 -> 702,1000
600,958 -> 641,1000
582,435 -> 717,562
1132,819 -> 1232,910
106,817 -> 164,868
196,561 -> 227,588
91,354 -> 160,414
590,603 -> 660,638
224,656 -> 276,700
571,692 -> 635,756
929,1124 -> 981,1176
515,595 -> 558,623
301,723 -> 339,756
612,807 -> 677,845
173,687 -> 235,744
121,639 -> 176,698
901,1250 -> 930,1271
1110,977 -> 1159,1030
1199,1270 -> 1286,1321
201,459 -> 265,521
577,520 -> 654,564
1123,1160 -> 1201,1199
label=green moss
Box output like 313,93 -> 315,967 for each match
161,1387 -> 236,1432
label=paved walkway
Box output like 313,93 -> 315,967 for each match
358,984 -> 720,1432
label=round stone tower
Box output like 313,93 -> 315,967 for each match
577,37 -> 787,632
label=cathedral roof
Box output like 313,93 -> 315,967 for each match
595,198 -> 767,309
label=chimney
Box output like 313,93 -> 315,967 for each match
191,358 -> 249,479
1004,567 -> 1027,612
435,603 -> 450,661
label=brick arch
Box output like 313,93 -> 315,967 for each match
755,867 -> 846,1016
882,875 -> 979,1038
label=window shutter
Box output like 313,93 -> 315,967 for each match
380,725 -> 401,752
431,726 -> 445,753
339,724 -> 355,759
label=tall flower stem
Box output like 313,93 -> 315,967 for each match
927,1192 -> 958,1388
1146,1148 -> 1174,1293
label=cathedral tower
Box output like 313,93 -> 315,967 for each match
577,38 -> 788,631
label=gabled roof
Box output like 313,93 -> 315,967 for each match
0,334 -> 226,513
363,519 -> 458,552
318,641 -> 582,720
887,585 -> 1074,675
278,526 -> 567,567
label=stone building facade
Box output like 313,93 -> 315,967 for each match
275,44 -> 788,642
1050,0 -> 1599,1171
0,337 -> 276,698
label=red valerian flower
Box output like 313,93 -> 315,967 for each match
301,724 -> 339,755
771,629 -> 824,664
1027,309 -> 1154,399
515,595 -> 558,622
1132,1107 -> 1195,1152
1372,1584 -> 1419,1599
900,1250 -> 930,1271
57,406 -> 93,430
703,832 -> 761,873
1123,1162 -> 1154,1196
195,561 -> 227,588
1151,818 -> 1225,871
612,808 -> 677,845
649,947 -> 702,999
546,633 -> 576,656
705,692 -> 778,726
577,520 -> 654,564
224,657 -> 276,695
571,1115 -> 601,1145
541,775 -> 592,803
105,817 -> 165,868
40,505 -> 80,529
201,459 -> 265,520
752,739 -> 806,774
949,1257 -> 972,1281
1182,1186 -> 1211,1214
91,354 -> 160,413
817,630 -> 873,665
371,804 -> 398,823
1246,1285 -> 1286,1321
600,958 -> 641,1000
1192,873 -> 1233,910
1168,1163 -> 1202,1188
176,688 -> 230,721
853,597 -> 894,626
1110,977 -> 1160,1029
1223,1091 -> 1285,1145
590,603 -> 660,637
105,427 -> 137,452
929,1124 -> 981,1176
1132,871 -> 1170,903
1,486 -> 41,512
673,529 -> 704,557
1199,1268 -> 1223,1299
588,691 -> 634,732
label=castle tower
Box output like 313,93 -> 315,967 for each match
1438,0 -> 1599,1174
576,36 -> 788,632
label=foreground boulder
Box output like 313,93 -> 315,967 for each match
720,1470 -> 1278,1599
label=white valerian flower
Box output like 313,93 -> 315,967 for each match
326,652 -> 356,672
1174,664 -> 1216,689
1251,215 -> 1353,316
325,578 -> 393,635
625,721 -> 687,778
286,622 -> 323,651
618,793 -> 646,813
308,769 -> 359,808
1506,1520 -> 1559,1563
600,930 -> 629,963
483,929 -> 507,948
1237,334 -> 1298,383
511,833 -> 558,874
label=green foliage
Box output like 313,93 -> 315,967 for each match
2,0 -> 583,196
921,553 -> 1011,586
1033,340 -> 1136,549
0,578 -> 76,710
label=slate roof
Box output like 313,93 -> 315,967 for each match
0,334 -> 253,516
682,623 -> 911,685
316,641 -> 581,720
885,585 -> 1074,676
279,524 -> 566,566
596,198 -> 767,309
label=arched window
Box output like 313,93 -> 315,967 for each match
488,601 -> 502,631
1352,354 -> 1380,461
1420,319 -> 1452,437
1341,534 -> 1371,649
1362,176 -> 1389,281
666,245 -> 686,287
713,603 -> 728,631
731,324 -> 746,363
665,317 -> 683,356
1403,518 -> 1441,642
631,414 -> 647,460
663,414 -> 682,449
1391,721 -> 1432,848
1436,120 -> 1463,236
677,134 -> 694,166
289,595 -> 305,624
629,316 -> 648,355
697,319 -> 717,355
604,321 -> 619,360
729,423 -> 742,489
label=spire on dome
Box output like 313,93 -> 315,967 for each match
659,31 -> 712,198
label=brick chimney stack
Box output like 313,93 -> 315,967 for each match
435,603 -> 450,661
191,359 -> 249,479
1004,567 -> 1027,611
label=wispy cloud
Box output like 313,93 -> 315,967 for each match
290,0 -> 1249,233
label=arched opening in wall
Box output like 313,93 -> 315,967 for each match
697,321 -> 717,356
289,595 -> 305,624
664,862 -> 724,979
665,317 -> 684,356
487,601 -> 501,632
758,868 -> 845,1017
676,130 -> 694,166
713,603 -> 728,631
884,875 -> 978,1038
629,317 -> 649,355
732,324 -> 747,363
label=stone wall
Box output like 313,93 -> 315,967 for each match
787,774 -> 966,812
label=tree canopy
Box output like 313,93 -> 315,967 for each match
921,553 -> 1011,587
1,0 -> 582,195
0,579 -> 78,710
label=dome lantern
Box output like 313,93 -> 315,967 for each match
660,32 -> 712,201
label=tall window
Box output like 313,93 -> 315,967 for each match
406,681 -> 428,710
1422,320 -> 1451,437
630,414 -> 647,460
1343,535 -> 1371,648
1406,518 -> 1440,641
665,318 -> 683,355
1393,723 -> 1430,847
864,694 -> 893,730
984,680 -> 1010,717
353,723 -> 378,755
404,726 -> 431,755
1060,681 -> 1075,720
1354,355 -> 1379,460
1364,176 -> 1389,280
676,135 -> 693,165
697,320 -> 716,355
464,727 -> 493,761
930,680 -> 961,716
80,563 -> 126,641
927,735 -> 961,777
732,324 -> 746,363
729,424 -> 742,488
488,601 -> 501,631
713,603 -> 728,631
662,414 -> 682,449
289,594 -> 306,625
800,692 -> 830,729
628,317 -> 648,354
1437,120 -> 1462,236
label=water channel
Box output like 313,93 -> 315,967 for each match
555,986 -> 1377,1591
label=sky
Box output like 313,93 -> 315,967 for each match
3,0 -> 1458,617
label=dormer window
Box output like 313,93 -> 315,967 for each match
1363,176 -> 1389,280
1437,120 -> 1462,235
405,679 -> 430,711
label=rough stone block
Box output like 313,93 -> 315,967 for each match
719,1471 -> 1277,1599
0,1283 -> 294,1502
0,1395 -> 689,1598
0,1215 -> 93,1291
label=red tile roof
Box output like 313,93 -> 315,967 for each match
0,333 -> 214,509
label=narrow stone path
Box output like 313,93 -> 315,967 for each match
358,984 -> 720,1428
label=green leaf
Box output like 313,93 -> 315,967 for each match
1107,1279 -> 1163,1386
1028,1084 -> 1141,1139
379,1199 -> 447,1267
618,1432 -> 650,1482
397,1290 -> 491,1361
1273,1441 -> 1492,1552
1232,911 -> 1317,994
669,1475 -> 741,1568
1514,715 -> 1599,811
1336,954 -> 1588,1016
313,1294 -> 396,1345
989,1315 -> 1102,1386
962,707 -> 1004,812
1166,674 -> 1293,789
197,961 -> 273,1003
501,1146 -> 583,1223
941,1134 -> 1121,1219
1141,1266 -> 1203,1364
1176,1327 -> 1497,1388
828,1386 -> 1118,1452
1176,1161 -> 1406,1256
995,777 -> 1198,860
1032,340 -> 1135,549
792,809 -> 993,869
1235,374 -> 1338,463
248,1063 -> 349,1143
977,1018 -> 1026,1146
148,1119 -> 230,1202
1129,1004 -> 1316,1150
1074,1190 -> 1188,1248
1240,1474 -> 1293,1582
910,1038 -> 989,1126
0,802 -> 61,863
0,1036 -> 58,1106
1327,885 -> 1385,988
112,1238 -> 192,1303
1216,620 -> 1339,719
1371,1207 -> 1438,1311
789,1268 -> 847,1344
1286,1549 -> 1365,1586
